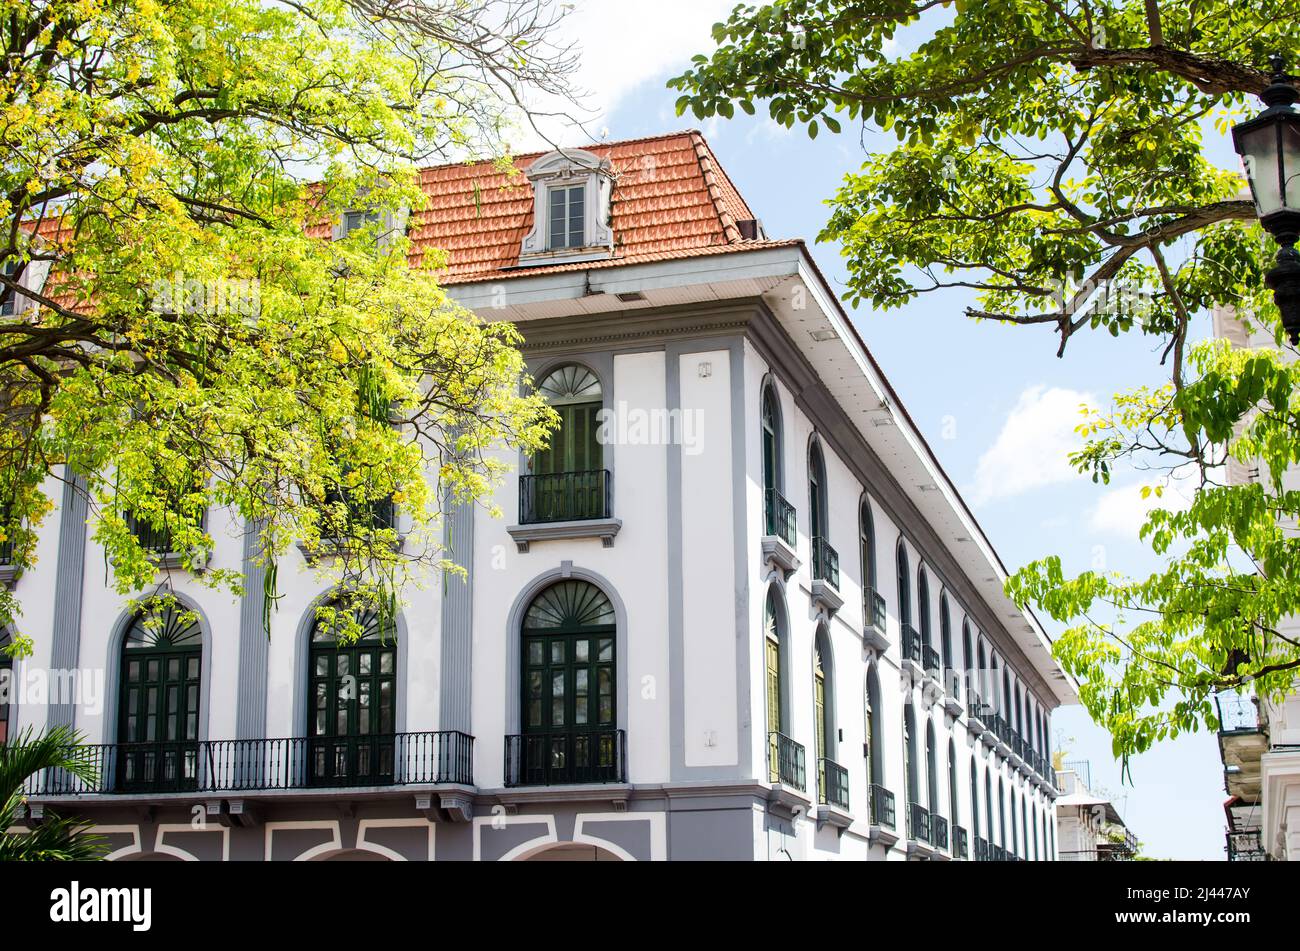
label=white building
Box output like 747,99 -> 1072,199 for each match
1211,300 -> 1300,862
2,131 -> 1074,861
1053,760 -> 1138,861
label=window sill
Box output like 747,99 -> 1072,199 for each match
942,697 -> 963,719
765,782 -> 811,817
514,247 -> 614,269
816,802 -> 854,834
966,714 -> 987,737
905,838 -> 937,860
810,578 -> 843,617
148,550 -> 210,574
760,534 -> 800,580
0,563 -> 18,588
868,824 -> 900,849
980,729 -> 997,750
295,536 -> 407,565
862,624 -> 890,654
507,517 -> 622,553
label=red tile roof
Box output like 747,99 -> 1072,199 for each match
410,130 -> 797,284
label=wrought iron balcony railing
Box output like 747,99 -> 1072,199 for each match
863,586 -> 886,634
931,813 -> 949,850
764,488 -> 797,547
922,644 -> 942,678
818,757 -> 849,810
768,731 -> 806,791
1227,830 -> 1270,861
974,835 -> 989,862
519,469 -> 612,524
967,694 -> 988,722
954,824 -> 969,859
1215,692 -> 1260,734
902,624 -> 923,664
25,732 -> 474,796
908,801 -> 931,843
869,783 -> 896,829
504,729 -> 626,787
811,536 -> 839,589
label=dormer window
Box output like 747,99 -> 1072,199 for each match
548,184 -> 586,250
519,148 -> 613,266
341,209 -> 379,237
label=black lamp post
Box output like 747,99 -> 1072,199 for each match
1233,57 -> 1300,344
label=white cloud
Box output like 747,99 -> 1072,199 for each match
511,0 -> 737,150
1089,481 -> 1193,537
969,385 -> 1094,506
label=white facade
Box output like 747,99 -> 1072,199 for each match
1212,307 -> 1300,862
2,137 -> 1075,861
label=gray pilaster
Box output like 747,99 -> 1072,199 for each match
48,470 -> 88,729
235,519 -> 269,740
439,496 -> 474,734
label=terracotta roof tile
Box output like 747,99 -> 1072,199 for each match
408,130 -> 776,285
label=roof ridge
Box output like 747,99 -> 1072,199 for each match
417,129 -> 706,176
688,130 -> 742,244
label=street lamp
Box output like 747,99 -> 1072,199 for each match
1233,57 -> 1300,343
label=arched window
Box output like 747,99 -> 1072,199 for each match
984,769 -> 994,849
962,622 -> 974,700
998,777 -> 1007,849
947,739 -> 959,830
309,603 -> 397,786
1030,798 -> 1038,860
970,758 -> 980,841
1042,812 -> 1050,862
903,704 -> 918,811
917,568 -> 932,651
118,604 -> 202,792
1049,811 -> 1056,860
807,441 -> 828,540
764,589 -> 785,738
1015,684 -> 1024,739
526,364 -> 606,523
814,629 -> 841,806
976,641 -> 987,705
925,720 -> 938,815
1011,787 -> 1020,856
865,664 -> 883,789
1002,667 -> 1011,718
860,499 -> 881,629
940,594 -> 953,688
896,542 -> 911,627
0,629 -> 12,744
761,385 -> 793,543
519,580 -> 618,785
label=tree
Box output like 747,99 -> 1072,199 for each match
0,727 -> 105,860
670,1 -> 1300,758
0,0 -> 576,649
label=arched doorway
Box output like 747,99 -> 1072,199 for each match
516,580 -> 619,785
116,605 -> 202,792
307,604 -> 397,786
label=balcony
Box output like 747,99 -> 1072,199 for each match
869,783 -> 896,830
504,729 -> 626,787
1227,830 -> 1270,861
816,757 -> 852,832
922,645 -> 942,680
907,801 -> 931,844
761,488 -> 800,578
931,813 -> 950,851
954,824 -> 969,859
974,835 -> 989,862
510,470 -> 620,551
862,586 -> 889,652
0,512 -> 15,586
966,695 -> 988,736
810,536 -> 843,615
817,757 -> 849,810
25,732 -> 475,796
764,488 -> 797,547
767,731 -> 806,791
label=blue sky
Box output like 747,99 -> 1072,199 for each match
526,0 -> 1251,860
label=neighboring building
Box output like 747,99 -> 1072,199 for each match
1054,760 -> 1139,861
5,131 -> 1074,861
1212,306 -> 1300,861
